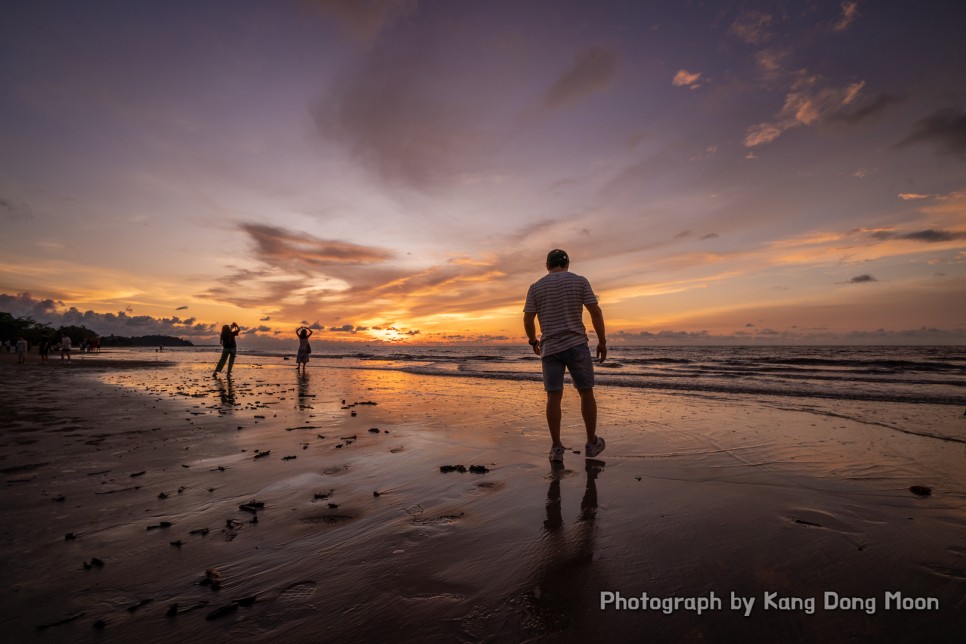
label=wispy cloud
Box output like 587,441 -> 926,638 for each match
689,145 -> 717,161
828,93 -> 902,125
605,218 -> 966,301
849,273 -> 877,283
870,229 -> 966,243
745,76 -> 866,147
540,46 -> 620,112
242,223 -> 394,267
754,48 -> 790,82
672,69 -> 702,90
729,10 -> 774,45
832,1 -> 861,32
0,197 -> 33,222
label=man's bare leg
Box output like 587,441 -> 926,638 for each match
578,388 -> 597,444
546,390 -> 563,447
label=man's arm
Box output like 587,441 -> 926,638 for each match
523,312 -> 541,355
585,302 -> 607,362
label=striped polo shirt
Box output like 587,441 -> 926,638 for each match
523,270 -> 598,357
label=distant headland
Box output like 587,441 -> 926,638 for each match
0,311 -> 193,347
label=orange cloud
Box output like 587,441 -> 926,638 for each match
745,76 -> 866,147
755,49 -> 788,78
672,69 -> 702,89
923,190 -> 966,218
201,223 -> 540,335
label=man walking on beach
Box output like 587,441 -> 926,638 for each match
524,249 -> 607,462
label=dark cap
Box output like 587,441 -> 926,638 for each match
546,249 -> 570,268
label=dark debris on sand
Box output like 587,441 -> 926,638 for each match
146,521 -> 173,530
199,568 -> 222,591
82,557 -> 105,570
440,464 -> 491,474
239,500 -> 264,513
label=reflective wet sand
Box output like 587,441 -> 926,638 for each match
1,354 -> 963,642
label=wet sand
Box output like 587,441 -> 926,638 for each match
0,352 -> 964,642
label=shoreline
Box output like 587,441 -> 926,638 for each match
0,354 -> 963,641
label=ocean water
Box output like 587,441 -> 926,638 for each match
104,344 -> 966,406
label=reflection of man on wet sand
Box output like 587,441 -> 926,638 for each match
521,460 -> 605,635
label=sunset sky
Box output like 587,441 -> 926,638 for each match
2,1 -> 965,346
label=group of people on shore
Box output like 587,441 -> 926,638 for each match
6,334 -> 79,364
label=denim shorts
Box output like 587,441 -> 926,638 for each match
541,343 -> 595,392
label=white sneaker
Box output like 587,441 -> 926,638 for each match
585,436 -> 606,458
549,446 -> 566,462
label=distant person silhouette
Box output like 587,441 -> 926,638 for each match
38,336 -> 50,364
295,326 -> 313,371
213,322 -> 240,376
524,249 -> 607,463
60,334 -> 72,362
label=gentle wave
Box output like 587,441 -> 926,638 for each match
101,344 -> 966,406
394,363 -> 964,406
